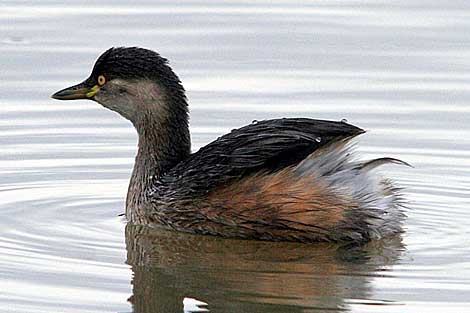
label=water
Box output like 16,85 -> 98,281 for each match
1,1 -> 470,312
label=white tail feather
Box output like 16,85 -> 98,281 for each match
293,139 -> 406,239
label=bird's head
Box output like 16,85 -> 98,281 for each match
52,47 -> 187,124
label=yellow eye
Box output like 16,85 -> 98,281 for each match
97,75 -> 106,86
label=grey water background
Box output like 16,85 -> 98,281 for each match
1,1 -> 470,312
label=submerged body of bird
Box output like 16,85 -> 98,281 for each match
52,47 -> 408,243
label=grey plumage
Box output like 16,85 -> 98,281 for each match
294,140 -> 407,240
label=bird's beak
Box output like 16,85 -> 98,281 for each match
51,82 -> 100,100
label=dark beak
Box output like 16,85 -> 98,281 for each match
51,81 -> 99,100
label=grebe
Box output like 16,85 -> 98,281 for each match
52,47 -> 407,243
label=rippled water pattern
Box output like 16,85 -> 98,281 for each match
1,1 -> 469,312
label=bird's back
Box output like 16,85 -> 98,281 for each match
145,118 -> 405,243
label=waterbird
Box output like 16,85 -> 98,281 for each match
52,47 -> 408,243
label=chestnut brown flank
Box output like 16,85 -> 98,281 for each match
203,167 -> 355,241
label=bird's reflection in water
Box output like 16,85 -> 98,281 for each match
125,224 -> 404,313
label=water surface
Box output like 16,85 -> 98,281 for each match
1,1 -> 470,312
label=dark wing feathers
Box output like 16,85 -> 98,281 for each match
150,118 -> 364,199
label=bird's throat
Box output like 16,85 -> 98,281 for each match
125,106 -> 190,222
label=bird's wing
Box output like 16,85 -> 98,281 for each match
150,118 -> 364,200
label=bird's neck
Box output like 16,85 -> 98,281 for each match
126,101 -> 190,221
